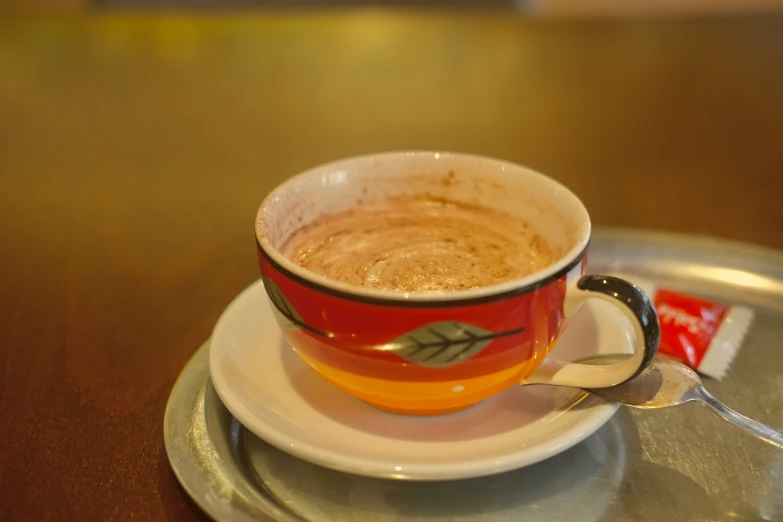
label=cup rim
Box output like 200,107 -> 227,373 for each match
255,151 -> 591,305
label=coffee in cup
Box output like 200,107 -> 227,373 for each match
280,195 -> 554,292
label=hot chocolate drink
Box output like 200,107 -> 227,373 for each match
280,196 -> 554,293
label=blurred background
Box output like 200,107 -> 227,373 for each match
3,0 -> 783,12
2,0 -> 782,249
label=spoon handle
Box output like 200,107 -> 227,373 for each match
694,386 -> 783,449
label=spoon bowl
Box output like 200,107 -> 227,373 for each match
573,355 -> 783,449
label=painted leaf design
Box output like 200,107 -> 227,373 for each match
388,322 -> 524,369
263,276 -> 302,324
262,276 -> 328,337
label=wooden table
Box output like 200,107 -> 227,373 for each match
1,12 -> 782,521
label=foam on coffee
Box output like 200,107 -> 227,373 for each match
280,196 -> 554,292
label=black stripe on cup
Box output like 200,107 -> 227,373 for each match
256,237 -> 589,308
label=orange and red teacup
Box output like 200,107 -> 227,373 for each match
255,152 -> 659,415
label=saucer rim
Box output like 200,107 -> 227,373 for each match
209,279 -> 620,481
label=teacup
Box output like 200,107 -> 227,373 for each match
255,152 -> 659,415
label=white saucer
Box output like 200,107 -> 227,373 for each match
209,279 -> 635,481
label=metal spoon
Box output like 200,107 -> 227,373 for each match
581,355 -> 783,449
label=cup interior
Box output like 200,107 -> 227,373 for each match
256,151 -> 590,300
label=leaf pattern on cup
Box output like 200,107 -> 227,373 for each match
263,277 -> 523,367
387,322 -> 525,368
262,276 -> 328,337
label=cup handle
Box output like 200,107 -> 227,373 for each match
522,275 -> 660,388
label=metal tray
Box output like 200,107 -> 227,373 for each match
164,228 -> 783,522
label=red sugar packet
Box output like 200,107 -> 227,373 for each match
617,276 -> 754,380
